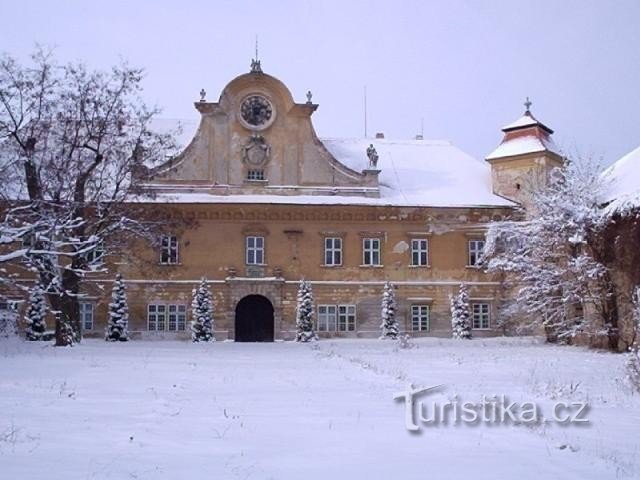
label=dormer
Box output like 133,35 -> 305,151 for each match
485,99 -> 564,206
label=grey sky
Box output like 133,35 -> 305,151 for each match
2,0 -> 639,165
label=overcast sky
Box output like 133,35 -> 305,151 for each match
2,0 -> 639,165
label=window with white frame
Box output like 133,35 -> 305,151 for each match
472,303 -> 490,329
85,242 -> 105,265
148,303 -> 186,331
80,302 -> 94,331
324,237 -> 342,266
246,169 -> 265,181
411,238 -> 429,266
317,305 -> 337,332
168,304 -> 187,331
411,305 -> 430,331
246,236 -> 265,265
362,238 -> 381,266
318,305 -> 356,332
468,239 -> 485,267
160,235 -> 179,264
337,305 -> 356,332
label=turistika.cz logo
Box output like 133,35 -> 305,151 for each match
394,385 -> 590,432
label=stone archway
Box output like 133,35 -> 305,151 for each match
234,295 -> 275,342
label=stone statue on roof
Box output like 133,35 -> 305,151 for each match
366,144 -> 379,169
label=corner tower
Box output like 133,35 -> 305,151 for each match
485,99 -> 564,206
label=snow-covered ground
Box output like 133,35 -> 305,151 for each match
0,337 -> 637,479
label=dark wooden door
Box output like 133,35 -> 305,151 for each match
235,295 -> 274,342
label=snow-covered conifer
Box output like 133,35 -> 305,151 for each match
25,283 -> 47,340
380,281 -> 399,339
295,280 -> 317,342
450,283 -> 472,339
105,273 -> 129,341
191,277 -> 214,342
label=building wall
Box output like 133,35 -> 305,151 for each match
73,202 -> 512,340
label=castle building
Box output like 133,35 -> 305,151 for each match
1,63 -> 564,341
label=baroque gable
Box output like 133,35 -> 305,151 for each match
140,68 -> 380,198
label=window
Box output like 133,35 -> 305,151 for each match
85,242 -> 105,265
337,305 -> 356,332
324,237 -> 342,266
362,238 -> 381,266
160,235 -> 179,264
411,239 -> 429,266
468,239 -> 485,266
318,305 -> 356,332
317,305 -> 337,332
80,302 -> 94,331
411,305 -> 430,331
246,236 -> 265,265
246,169 -> 265,181
472,303 -> 490,329
168,304 -> 187,331
148,304 -> 186,331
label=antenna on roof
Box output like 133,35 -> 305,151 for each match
255,35 -> 259,62
416,117 -> 424,140
364,86 -> 368,138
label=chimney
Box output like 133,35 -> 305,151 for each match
375,132 -> 385,139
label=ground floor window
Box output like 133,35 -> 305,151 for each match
318,305 -> 356,332
472,303 -> 491,329
337,305 -> 356,332
80,302 -> 94,331
148,304 -> 187,331
411,305 -> 430,331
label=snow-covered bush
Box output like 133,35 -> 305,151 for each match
191,277 -> 214,342
380,281 -> 399,339
295,280 -> 317,342
450,283 -> 472,339
25,284 -> 47,341
105,273 -> 129,342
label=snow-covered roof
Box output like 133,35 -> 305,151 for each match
501,112 -> 553,133
602,145 -> 640,212
486,135 -> 563,160
142,136 -> 514,208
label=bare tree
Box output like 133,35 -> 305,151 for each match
0,48 -> 176,345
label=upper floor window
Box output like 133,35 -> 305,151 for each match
472,303 -> 490,329
411,305 -> 430,331
246,236 -> 265,265
160,235 -> 179,264
324,237 -> 342,266
411,239 -> 429,266
85,241 -> 105,265
468,239 -> 485,267
80,302 -> 94,331
362,238 -> 381,266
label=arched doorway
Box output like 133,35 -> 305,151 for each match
235,295 -> 274,342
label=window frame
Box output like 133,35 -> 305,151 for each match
472,303 -> 491,330
411,304 -> 430,332
246,169 -> 265,181
468,239 -> 486,267
317,305 -> 337,332
324,237 -> 343,266
362,237 -> 381,266
410,238 -> 429,266
160,235 -> 179,265
79,302 -> 94,331
337,305 -> 356,332
246,235 -> 265,265
148,303 -> 187,332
